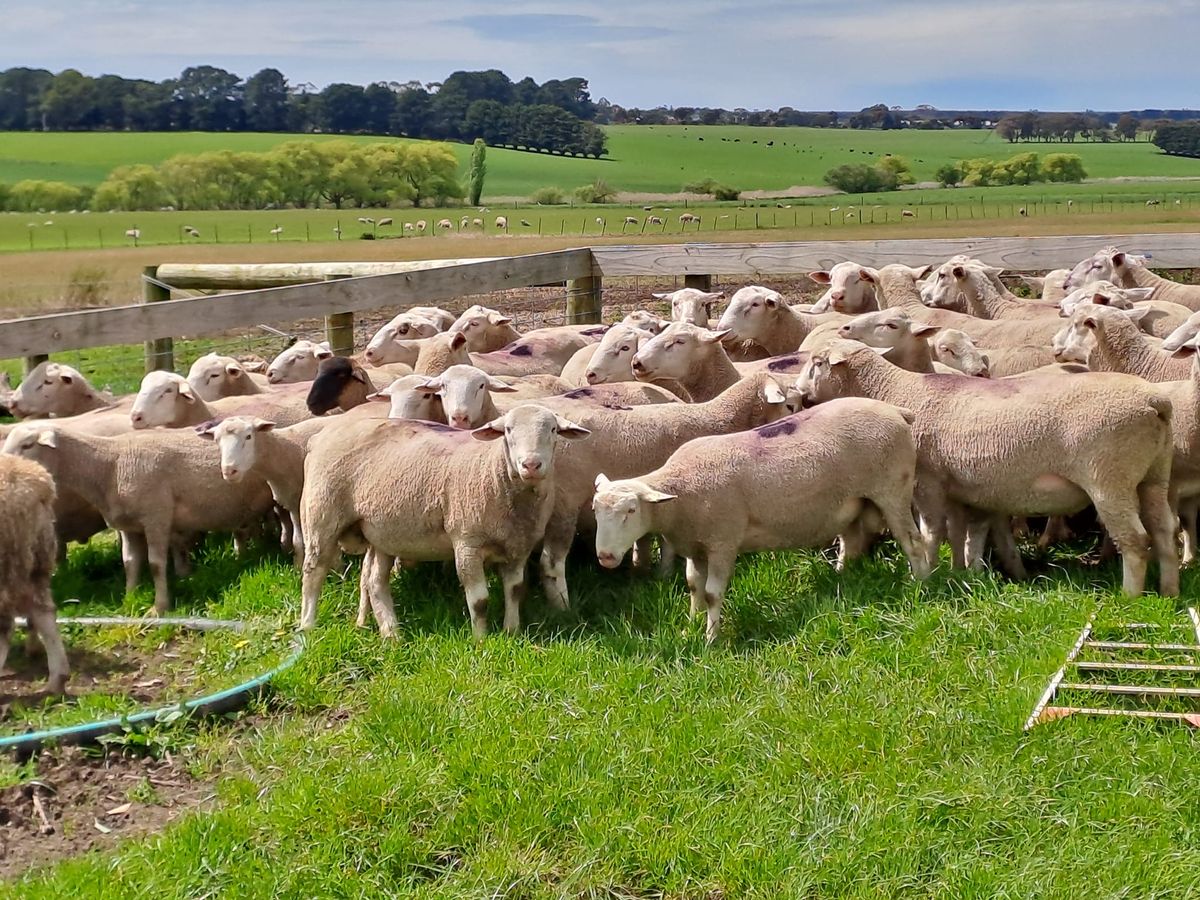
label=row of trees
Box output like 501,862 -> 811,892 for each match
0,66 -> 606,157
993,111 -> 1175,143
824,157 -> 915,193
935,153 -> 1086,187
85,141 -> 463,211
1153,123 -> 1200,158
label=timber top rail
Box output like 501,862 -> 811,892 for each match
2,233 -> 1199,366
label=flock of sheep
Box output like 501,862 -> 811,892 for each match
3,243 -> 1200,693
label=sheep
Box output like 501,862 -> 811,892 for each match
654,287 -> 725,327
592,398 -> 931,642
631,322 -> 739,402
186,353 -> 268,402
299,406 -> 590,637
624,216 -> 638,225
3,424 -> 275,614
1054,304 -> 1192,382
412,365 -> 517,429
1018,268 -> 1070,302
437,219 -> 453,230
403,223 -> 414,232
793,339 -> 1179,596
460,216 -> 469,229
527,373 -> 797,609
679,213 -> 699,224
473,218 -> 483,227
362,308 -> 454,365
808,263 -> 881,314
1162,311 -> 1200,352
620,310 -> 669,334
1087,250 -> 1200,311
305,357 -> 398,416
448,305 -> 521,352
648,216 -> 664,225
520,219 -> 532,227
0,372 -> 11,416
923,262 -> 1061,320
198,416 -> 339,567
416,326 -> 606,378
416,220 -> 427,232
266,340 -> 333,384
835,309 -> 947,373
494,216 -> 508,229
716,286 -> 846,355
130,371 -> 316,429
932,330 -> 991,377
561,323 -> 650,386
901,209 -> 916,218
0,455 -> 69,693
8,362 -> 114,419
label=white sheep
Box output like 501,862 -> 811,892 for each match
592,398 -> 931,642
266,340 -> 333,384
299,406 -> 590,637
808,263 -> 881,314
186,353 -> 267,402
495,216 -> 508,229
0,455 -> 69,693
654,287 -> 725,328
7,362 -> 114,419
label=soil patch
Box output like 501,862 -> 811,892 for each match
0,746 -> 212,880
0,632 -> 202,730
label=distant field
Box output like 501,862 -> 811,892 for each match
3,127 -> 1199,199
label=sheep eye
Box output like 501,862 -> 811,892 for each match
619,345 -> 629,352
886,323 -> 898,330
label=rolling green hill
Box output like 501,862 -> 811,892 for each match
2,127 -> 1197,198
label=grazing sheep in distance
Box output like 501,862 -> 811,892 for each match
520,219 -> 532,227
437,219 -> 453,230
403,223 -> 414,232
679,213 -> 699,224
648,216 -> 664,225
473,218 -> 483,227
592,398 -> 931,642
624,216 -> 638,225
0,454 -> 69,693
495,216 -> 508,229
901,209 -> 915,218
416,220 -> 427,232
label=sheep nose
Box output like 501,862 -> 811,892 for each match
449,413 -> 471,429
837,324 -> 851,336
597,551 -> 620,569
520,458 -> 544,478
631,358 -> 647,373
585,370 -> 601,384
364,348 -> 377,362
267,371 -> 281,383
223,465 -> 241,481
131,412 -> 144,426
830,290 -> 845,302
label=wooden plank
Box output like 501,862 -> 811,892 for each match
155,258 -> 501,289
1075,661 -> 1200,674
324,274 -> 354,356
1039,706 -> 1200,726
1024,619 -> 1093,731
591,233 -> 1200,277
1059,682 -> 1200,698
566,275 -> 602,324
0,249 -> 594,360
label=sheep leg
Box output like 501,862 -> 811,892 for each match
946,505 -> 970,569
1089,489 -> 1151,596
685,555 -> 708,617
539,511 -> 576,611
836,520 -> 871,572
290,512 -> 305,569
454,546 -> 491,640
299,536 -> 339,631
632,536 -> 654,571
367,549 -> 399,638
702,550 -> 736,645
989,516 -> 1028,580
1140,473 -> 1180,597
145,530 -> 172,616
875,495 -> 934,580
500,557 -> 528,635
656,538 -> 677,579
1179,499 -> 1198,567
277,505 -> 294,553
963,515 -> 990,570
26,597 -> 68,695
356,548 -> 375,629
120,531 -> 146,595
1037,516 -> 1073,550
171,535 -> 193,578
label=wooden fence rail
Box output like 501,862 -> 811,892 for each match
2,234 -> 1199,367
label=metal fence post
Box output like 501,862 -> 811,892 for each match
324,273 -> 355,356
142,265 -> 174,373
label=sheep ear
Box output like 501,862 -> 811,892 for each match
762,380 -> 787,404
225,363 -> 243,377
1091,292 -> 1111,306
858,267 -> 879,284
643,488 -> 677,504
1111,251 -> 1126,267
1170,344 -> 1196,359
485,375 -> 519,392
827,343 -> 858,365
951,265 -> 966,279
554,415 -> 591,440
366,392 -> 389,403
1122,306 -> 1152,324
594,473 -> 611,490
59,372 -> 75,385
983,265 -> 1004,278
808,271 -> 832,284
350,367 -> 369,384
1082,315 -> 1099,330
449,332 -> 468,351
36,429 -> 57,448
195,423 -> 216,440
910,265 -> 933,280
490,313 -> 514,325
178,380 -> 196,401
910,323 -> 941,338
254,420 -> 277,432
701,328 -> 731,344
706,291 -> 725,300
315,347 -> 334,360
470,419 -> 505,442
413,377 -> 442,395
764,294 -> 780,308
1124,288 -> 1155,302
651,292 -> 670,299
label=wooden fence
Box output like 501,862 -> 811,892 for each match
2,233 -> 1199,373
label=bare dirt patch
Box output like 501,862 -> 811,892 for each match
0,746 -> 212,879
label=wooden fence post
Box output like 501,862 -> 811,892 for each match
324,273 -> 355,356
684,274 -> 713,292
566,274 -> 602,324
22,354 -> 49,375
142,265 -> 174,373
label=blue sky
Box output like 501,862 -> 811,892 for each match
5,0 -> 1198,111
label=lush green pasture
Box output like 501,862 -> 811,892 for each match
6,179 -> 1200,255
3,127 -> 1199,200
3,515 -> 1200,895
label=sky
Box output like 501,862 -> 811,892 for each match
4,0 -> 1199,111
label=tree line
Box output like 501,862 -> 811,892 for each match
0,66 -> 606,157
0,141 -> 463,212
1153,123 -> 1200,159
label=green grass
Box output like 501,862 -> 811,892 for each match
3,524 -> 1200,895
3,127 -> 1199,198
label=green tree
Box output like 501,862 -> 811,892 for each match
934,163 -> 962,187
40,69 -> 98,129
7,179 -> 86,211
1041,153 -> 1087,182
876,156 -> 915,186
244,68 -> 289,131
91,164 -> 170,210
175,66 -> 243,130
468,139 -> 487,206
